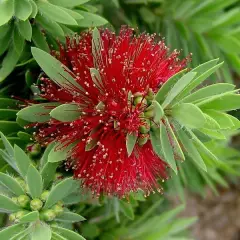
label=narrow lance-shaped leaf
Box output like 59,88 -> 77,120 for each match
17,102 -> 59,123
44,177 -> 75,209
155,69 -> 187,104
0,173 -> 25,196
177,128 -> 207,171
51,226 -> 85,240
160,122 -> 177,174
0,224 -> 25,239
14,145 -> 31,178
171,103 -> 206,129
55,212 -> 85,223
177,61 -> 223,100
164,119 -> 185,161
32,222 -> 52,240
180,83 -> 235,104
50,103 -> 81,122
31,47 -> 84,92
0,195 -> 21,213
162,72 -> 197,108
19,211 -> 39,223
26,165 -> 43,198
126,133 -> 138,157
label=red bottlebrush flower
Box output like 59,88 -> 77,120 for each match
35,27 -> 188,197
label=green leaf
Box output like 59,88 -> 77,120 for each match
31,47 -> 83,91
90,68 -> 103,89
198,94 -> 240,111
0,0 -> 14,26
203,114 -> 221,130
152,101 -> 164,122
0,109 -> 17,120
9,227 -> 31,240
48,142 -> 73,163
0,131 -> 14,157
59,7 -> 84,20
14,0 -> 32,21
51,226 -> 85,240
26,165 -> 43,198
0,98 -> 19,109
14,145 -> 31,178
203,110 -> 234,129
37,2 -> 77,25
50,104 -> 81,122
0,173 -> 24,195
17,20 -> 32,41
32,222 -> 52,240
119,200 -> 134,220
76,10 -> 108,27
44,177 -> 75,209
164,119 -> 185,161
0,121 -> 21,135
187,129 -> 218,163
0,224 -> 25,239
17,132 -> 32,142
36,15 -> 64,39
150,129 -> 163,158
200,128 -> 226,140
17,103 -> 59,123
41,162 -> 58,189
126,133 -> 138,157
13,27 -> 25,55
181,83 -> 235,103
171,103 -> 206,128
32,25 -> 50,52
29,0 -> 38,18
19,211 -> 39,223
155,69 -> 187,104
160,123 -> 177,173
49,0 -> 90,7
56,212 -> 85,223
178,59 -> 221,99
0,47 -> 21,82
162,72 -> 197,108
0,194 -> 21,213
177,129 -> 207,171
213,35 -> 240,54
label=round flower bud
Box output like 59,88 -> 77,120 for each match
138,134 -> 149,146
17,195 -> 30,208
144,109 -> 154,118
40,190 -> 50,202
30,198 -> 43,211
41,209 -> 56,222
139,119 -> 150,134
9,213 -> 16,222
15,210 -> 28,219
11,197 -> 18,204
134,96 -> 147,106
52,204 -> 64,216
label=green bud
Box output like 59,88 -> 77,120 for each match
9,213 -> 16,222
27,143 -> 41,157
57,201 -> 64,207
17,195 -> 30,208
146,88 -> 154,100
139,119 -> 151,134
40,190 -> 50,202
11,197 -> 18,204
41,209 -> 56,222
52,204 -> 64,216
30,199 -> 43,211
138,134 -> 149,146
134,96 -> 147,106
144,109 -> 154,118
50,221 -> 58,227
15,210 -> 28,219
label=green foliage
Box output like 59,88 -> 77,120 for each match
0,133 -> 85,239
0,0 -> 107,83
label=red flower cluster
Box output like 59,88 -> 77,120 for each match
37,27 -> 188,197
